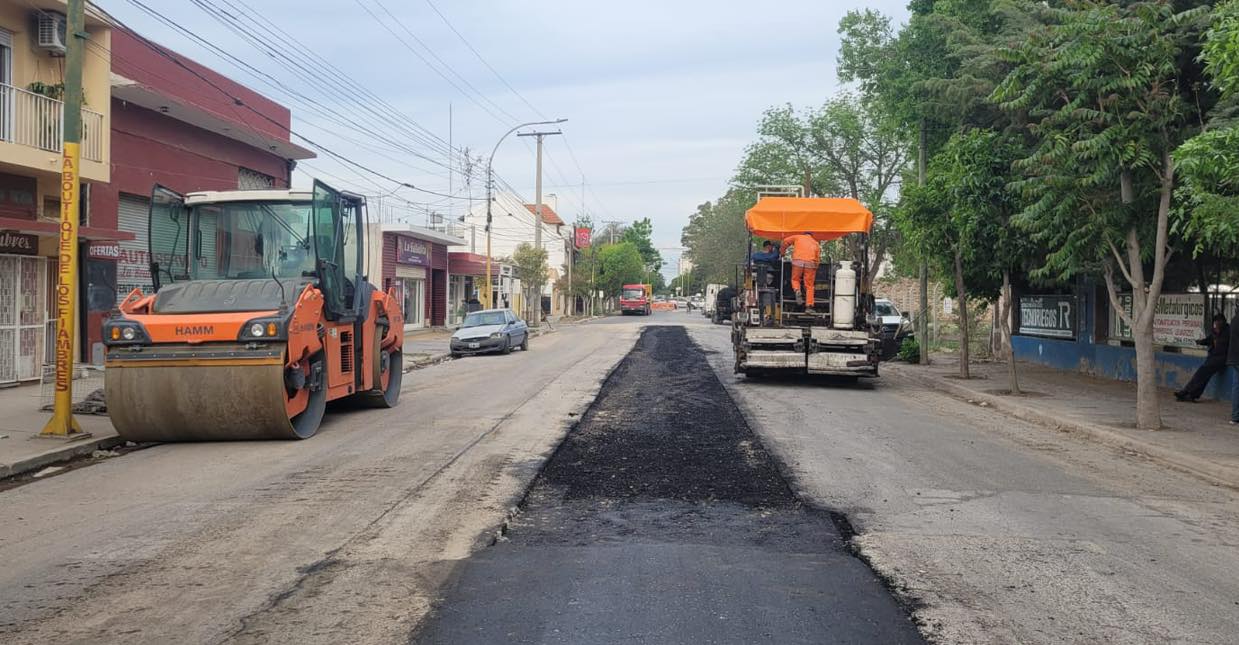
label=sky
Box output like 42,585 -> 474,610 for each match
101,0 -> 910,279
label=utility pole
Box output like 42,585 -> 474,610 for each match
485,118 -> 566,311
42,0 -> 87,438
566,236 -> 573,316
917,119 -> 930,365
602,220 -> 624,245
517,129 -> 562,327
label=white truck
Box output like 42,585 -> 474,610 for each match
703,283 -> 726,317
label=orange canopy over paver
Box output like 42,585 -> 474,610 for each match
745,197 -> 874,242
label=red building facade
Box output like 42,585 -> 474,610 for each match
378,226 -> 463,330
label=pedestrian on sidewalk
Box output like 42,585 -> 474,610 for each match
1176,314 -> 1229,402
1228,311 -> 1239,423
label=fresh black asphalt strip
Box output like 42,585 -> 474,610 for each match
413,326 -> 924,644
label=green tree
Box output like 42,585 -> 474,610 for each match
510,242 -> 548,321
621,218 -> 662,273
808,94 -> 909,290
596,242 -> 645,297
1176,0 -> 1239,255
681,190 -> 754,288
916,130 -> 1028,386
898,130 -> 1021,380
992,1 -> 1212,429
733,105 -> 839,197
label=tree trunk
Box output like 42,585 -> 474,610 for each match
1133,326 -> 1161,430
1001,270 -> 1020,395
917,120 -> 930,366
954,249 -> 970,380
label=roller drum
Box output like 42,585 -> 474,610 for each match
106,361 -> 322,442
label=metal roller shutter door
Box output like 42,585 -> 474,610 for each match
116,194 -> 151,304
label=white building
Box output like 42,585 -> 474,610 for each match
459,192 -> 571,318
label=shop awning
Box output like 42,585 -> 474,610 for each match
449,252 -> 491,276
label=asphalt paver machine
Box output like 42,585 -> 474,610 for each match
731,196 -> 882,378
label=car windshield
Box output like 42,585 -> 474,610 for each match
875,302 -> 897,317
188,201 -> 313,280
623,289 -> 645,299
462,311 -> 506,327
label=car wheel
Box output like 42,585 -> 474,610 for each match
501,337 -> 512,355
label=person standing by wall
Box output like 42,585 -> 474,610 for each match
1176,314 -> 1229,402
1228,312 -> 1239,423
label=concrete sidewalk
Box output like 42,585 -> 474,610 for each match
0,383 -> 120,479
887,357 -> 1239,487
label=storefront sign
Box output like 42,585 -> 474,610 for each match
1111,293 -> 1207,347
1018,295 -> 1076,339
396,237 -> 429,265
87,241 -> 121,260
0,230 -> 38,255
0,173 -> 37,219
574,227 -> 591,249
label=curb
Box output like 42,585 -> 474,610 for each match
0,433 -> 126,480
403,352 -> 452,373
887,363 -> 1239,489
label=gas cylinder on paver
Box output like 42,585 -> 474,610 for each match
832,261 -> 857,329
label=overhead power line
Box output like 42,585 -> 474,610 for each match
91,0 -> 477,201
420,0 -> 547,120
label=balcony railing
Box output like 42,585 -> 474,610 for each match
0,82 -> 105,163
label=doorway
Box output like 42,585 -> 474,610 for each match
0,255 -> 48,384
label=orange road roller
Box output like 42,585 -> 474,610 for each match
103,180 -> 404,441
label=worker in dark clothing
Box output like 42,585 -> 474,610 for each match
751,241 -> 781,324
751,240 -> 780,264
1176,314 -> 1230,402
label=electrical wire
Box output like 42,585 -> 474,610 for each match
420,0 -> 547,121
123,0 -> 456,176
353,0 -> 523,126
191,0 -> 458,165
89,0 -> 480,202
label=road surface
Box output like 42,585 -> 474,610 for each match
2,309 -> 1237,644
0,320 -> 639,644
688,318 -> 1239,644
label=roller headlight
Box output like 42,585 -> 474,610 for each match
238,316 -> 287,341
103,319 -> 150,346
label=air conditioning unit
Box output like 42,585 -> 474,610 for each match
35,11 -> 67,55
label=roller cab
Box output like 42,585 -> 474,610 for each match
104,180 -> 404,442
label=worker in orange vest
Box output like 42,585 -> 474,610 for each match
782,232 -> 820,307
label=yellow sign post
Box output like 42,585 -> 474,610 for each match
40,0 -> 87,438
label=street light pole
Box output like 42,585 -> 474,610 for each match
485,118 -> 566,310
